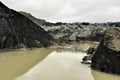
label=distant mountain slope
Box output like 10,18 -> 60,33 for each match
18,12 -> 108,43
19,10 -> 120,44
0,1 -> 53,49
42,23 -> 108,43
19,11 -> 47,26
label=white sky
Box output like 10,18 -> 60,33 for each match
1,0 -> 120,23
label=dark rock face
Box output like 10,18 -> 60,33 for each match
0,2 -> 53,49
92,28 -> 120,75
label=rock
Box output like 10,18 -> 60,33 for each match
0,1 -> 53,49
91,28 -> 120,75
86,47 -> 96,55
81,47 -> 96,64
81,56 -> 91,64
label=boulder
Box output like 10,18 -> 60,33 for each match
92,28 -> 120,74
81,47 -> 96,64
0,1 -> 53,49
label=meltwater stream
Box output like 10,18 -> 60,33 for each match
17,51 -> 94,80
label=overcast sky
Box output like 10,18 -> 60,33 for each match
1,0 -> 120,23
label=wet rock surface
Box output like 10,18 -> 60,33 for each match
0,2 -> 53,49
81,47 -> 96,64
92,28 -> 120,75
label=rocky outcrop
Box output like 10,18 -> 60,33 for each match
0,2 -> 53,49
81,47 -> 96,64
91,28 -> 120,74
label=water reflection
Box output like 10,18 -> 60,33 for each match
17,51 -> 94,80
17,51 -> 120,80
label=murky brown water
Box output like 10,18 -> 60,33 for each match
0,48 -> 120,80
17,51 -> 120,80
0,48 -> 52,80
92,70 -> 120,80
